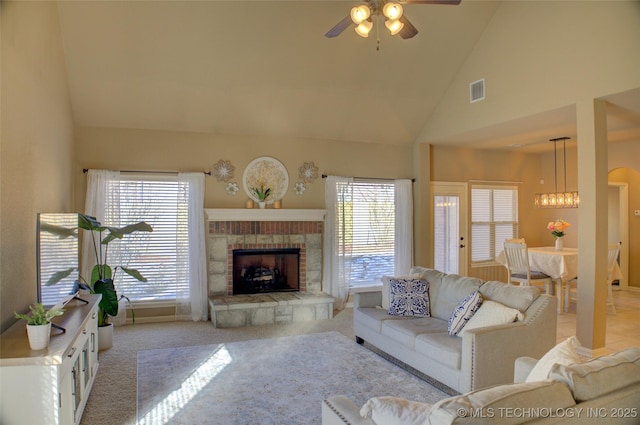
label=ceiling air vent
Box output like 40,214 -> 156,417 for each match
470,79 -> 485,103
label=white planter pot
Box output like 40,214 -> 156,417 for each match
258,201 -> 266,209
26,323 -> 51,350
98,323 -> 114,351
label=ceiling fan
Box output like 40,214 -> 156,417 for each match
325,0 -> 461,40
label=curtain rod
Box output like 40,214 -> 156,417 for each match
83,168 -> 211,176
321,174 -> 415,182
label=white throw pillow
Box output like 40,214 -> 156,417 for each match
525,336 -> 582,382
381,274 -> 419,310
458,300 -> 524,337
360,396 -> 433,425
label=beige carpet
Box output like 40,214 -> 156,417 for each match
136,332 -> 449,424
81,309 -> 355,425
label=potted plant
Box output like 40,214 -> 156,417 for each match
14,303 -> 64,350
251,184 -> 271,208
78,213 -> 153,349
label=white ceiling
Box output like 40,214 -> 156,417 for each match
56,0 -> 640,152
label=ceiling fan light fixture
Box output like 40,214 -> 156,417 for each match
383,2 -> 403,20
385,19 -> 404,35
354,20 -> 373,37
350,5 -> 371,24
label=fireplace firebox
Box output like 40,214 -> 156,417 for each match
232,248 -> 300,294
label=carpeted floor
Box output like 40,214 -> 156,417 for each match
136,332 -> 449,425
80,308 -> 450,425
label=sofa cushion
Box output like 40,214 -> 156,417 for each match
421,272 -> 483,321
381,317 -> 449,348
360,396 -> 433,425
388,278 -> 431,317
448,290 -> 483,336
525,336 -> 582,382
382,274 -> 420,310
458,301 -> 523,337
355,307 -> 408,333
478,280 -> 540,312
548,347 -> 640,402
427,380 -> 576,425
415,332 -> 462,370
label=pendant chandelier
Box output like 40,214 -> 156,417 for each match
534,137 -> 579,208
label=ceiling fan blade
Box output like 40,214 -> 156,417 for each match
398,15 -> 419,39
401,0 -> 461,4
325,15 -> 353,38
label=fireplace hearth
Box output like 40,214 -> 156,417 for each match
233,248 -> 300,294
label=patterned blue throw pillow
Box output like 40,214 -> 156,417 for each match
447,290 -> 484,336
388,278 -> 431,317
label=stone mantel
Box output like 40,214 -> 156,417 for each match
205,209 -> 326,222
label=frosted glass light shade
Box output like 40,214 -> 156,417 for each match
350,5 -> 371,24
385,19 -> 404,35
383,2 -> 403,20
354,20 -> 373,37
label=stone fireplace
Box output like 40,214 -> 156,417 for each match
232,247 -> 300,294
206,209 -> 325,296
206,209 -> 333,328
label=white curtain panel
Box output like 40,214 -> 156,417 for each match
323,175 -> 354,310
176,172 -> 208,321
394,179 -> 413,275
82,169 -> 120,285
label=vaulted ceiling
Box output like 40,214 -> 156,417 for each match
56,0 -> 640,151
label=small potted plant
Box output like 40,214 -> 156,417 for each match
14,303 -> 64,350
251,184 -> 271,208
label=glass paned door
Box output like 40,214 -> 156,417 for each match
432,183 -> 468,275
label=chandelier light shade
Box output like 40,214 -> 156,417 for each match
350,5 -> 371,24
385,19 -> 404,35
354,20 -> 374,37
534,137 -> 579,208
382,2 -> 403,20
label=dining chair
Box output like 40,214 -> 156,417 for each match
564,243 -> 620,314
502,241 -> 553,294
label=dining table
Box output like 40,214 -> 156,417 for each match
495,246 -> 622,314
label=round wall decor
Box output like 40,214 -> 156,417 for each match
243,156 -> 289,204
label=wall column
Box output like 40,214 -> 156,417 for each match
576,98 -> 609,356
413,143 -> 432,267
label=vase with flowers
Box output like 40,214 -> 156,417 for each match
547,219 -> 570,251
251,184 -> 271,209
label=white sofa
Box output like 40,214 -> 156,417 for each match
353,267 -> 557,394
322,347 -> 640,425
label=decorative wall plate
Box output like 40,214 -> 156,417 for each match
243,156 -> 289,204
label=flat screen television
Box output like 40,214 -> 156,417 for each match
36,213 -> 81,310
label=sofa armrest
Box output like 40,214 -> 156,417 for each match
459,294 -> 557,392
322,396 -> 373,425
514,356 -> 538,383
354,291 -> 382,309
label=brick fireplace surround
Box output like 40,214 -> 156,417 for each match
206,209 -> 334,327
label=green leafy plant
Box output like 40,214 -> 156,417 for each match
15,303 -> 64,326
78,213 -> 153,327
251,184 -> 271,202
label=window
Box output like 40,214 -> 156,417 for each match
103,174 -> 189,302
335,180 -> 396,287
471,184 -> 518,265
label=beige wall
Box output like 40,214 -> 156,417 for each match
419,1 -> 640,143
1,1 -> 76,332
73,126 -> 414,212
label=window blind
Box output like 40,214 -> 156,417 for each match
471,185 -> 518,264
336,180 -> 395,287
103,174 -> 189,301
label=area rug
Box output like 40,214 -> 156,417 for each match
137,331 -> 449,425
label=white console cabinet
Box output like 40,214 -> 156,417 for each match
0,295 -> 101,425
